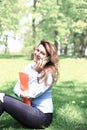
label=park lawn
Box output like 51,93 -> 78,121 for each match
0,57 -> 87,130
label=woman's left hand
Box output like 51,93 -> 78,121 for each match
20,90 -> 30,99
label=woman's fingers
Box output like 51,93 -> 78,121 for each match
34,58 -> 47,72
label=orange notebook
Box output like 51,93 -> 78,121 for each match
19,72 -> 31,105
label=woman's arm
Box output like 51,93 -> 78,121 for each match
28,72 -> 53,99
13,81 -> 21,97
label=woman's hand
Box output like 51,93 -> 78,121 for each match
20,90 -> 30,99
34,58 -> 47,72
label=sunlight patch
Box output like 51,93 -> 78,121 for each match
58,104 -> 84,124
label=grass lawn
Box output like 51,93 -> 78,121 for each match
0,56 -> 87,130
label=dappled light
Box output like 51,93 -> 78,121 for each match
52,81 -> 87,130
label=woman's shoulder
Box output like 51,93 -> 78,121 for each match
23,63 -> 35,72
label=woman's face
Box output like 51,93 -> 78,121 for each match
34,44 -> 47,63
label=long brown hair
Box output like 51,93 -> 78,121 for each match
37,39 -> 59,86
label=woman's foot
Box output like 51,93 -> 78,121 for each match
0,93 -> 5,115
0,93 -> 5,103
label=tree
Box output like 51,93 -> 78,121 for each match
0,0 -> 24,54
1,0 -> 87,57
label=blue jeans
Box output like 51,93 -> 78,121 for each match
0,94 -> 52,129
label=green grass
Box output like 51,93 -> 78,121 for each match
0,57 -> 87,130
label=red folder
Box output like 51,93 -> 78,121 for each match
19,72 -> 31,105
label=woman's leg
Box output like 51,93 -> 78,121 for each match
0,94 -> 52,129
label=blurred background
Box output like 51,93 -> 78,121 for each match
0,0 -> 87,59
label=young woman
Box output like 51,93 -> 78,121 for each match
0,39 -> 59,129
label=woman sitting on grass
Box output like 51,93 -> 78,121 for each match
0,39 -> 59,129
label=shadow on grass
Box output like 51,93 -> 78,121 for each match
0,115 -> 25,130
0,54 -> 25,59
0,80 -> 87,130
0,54 -> 33,61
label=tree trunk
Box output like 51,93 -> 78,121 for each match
4,35 -> 9,54
32,0 -> 37,45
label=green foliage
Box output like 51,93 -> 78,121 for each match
0,0 -> 87,56
21,45 -> 34,60
0,0 -> 20,32
72,20 -> 87,33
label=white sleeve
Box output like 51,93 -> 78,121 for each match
29,72 -> 53,98
13,81 -> 21,97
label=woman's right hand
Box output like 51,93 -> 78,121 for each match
34,58 -> 47,72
